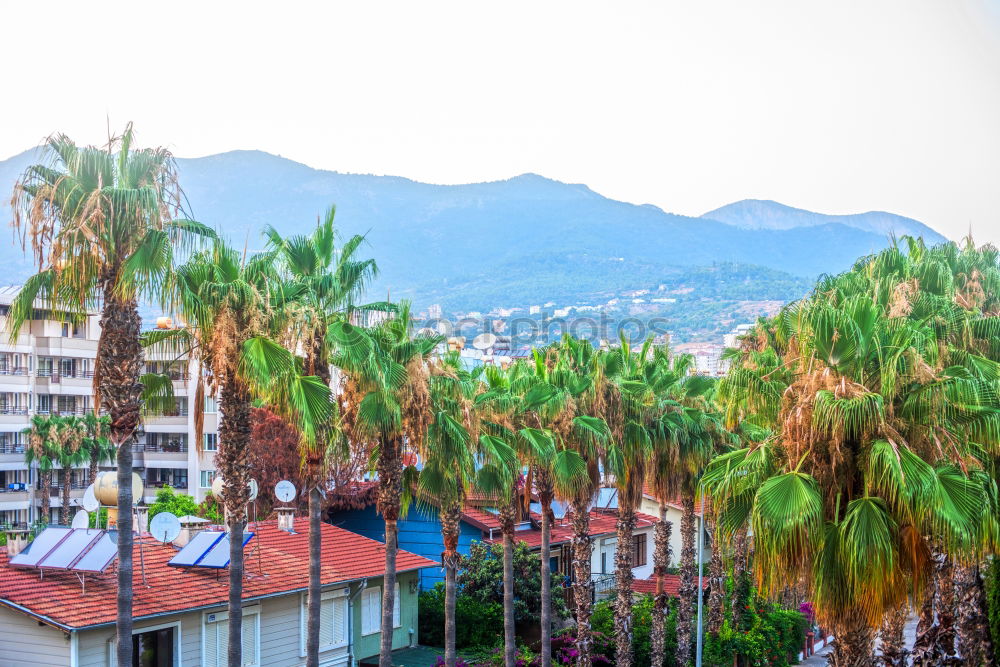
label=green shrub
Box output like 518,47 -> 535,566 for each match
418,583 -> 504,649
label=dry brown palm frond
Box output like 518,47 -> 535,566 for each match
888,278 -> 920,318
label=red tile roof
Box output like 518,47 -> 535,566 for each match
631,575 -> 708,597
0,517 -> 437,630
484,509 -> 658,549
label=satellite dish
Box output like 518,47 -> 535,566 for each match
211,476 -> 260,503
149,512 -> 182,543
274,480 -> 296,503
211,475 -> 224,498
81,485 -> 99,512
247,479 -> 259,502
473,333 -> 498,351
71,510 -> 89,529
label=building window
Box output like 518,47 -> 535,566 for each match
301,589 -> 349,655
204,396 -> 218,413
632,533 -> 647,567
106,621 -> 181,667
361,586 -> 381,635
203,607 -> 259,667
200,470 -> 216,488
203,433 -> 218,451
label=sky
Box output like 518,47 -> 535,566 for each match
2,0 -> 999,243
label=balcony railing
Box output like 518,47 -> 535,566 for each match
1,483 -> 28,493
0,368 -> 29,377
35,370 -> 95,380
0,407 -> 29,416
133,441 -> 188,454
0,443 -> 26,455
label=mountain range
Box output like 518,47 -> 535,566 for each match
0,147 -> 948,316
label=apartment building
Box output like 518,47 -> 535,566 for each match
0,286 -> 219,529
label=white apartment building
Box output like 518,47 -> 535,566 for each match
0,286 -> 219,529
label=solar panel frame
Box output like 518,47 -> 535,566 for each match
8,526 -> 73,568
37,529 -> 104,570
195,532 -> 254,569
69,531 -> 119,573
167,530 -> 226,567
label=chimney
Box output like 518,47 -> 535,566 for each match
276,507 -> 297,534
5,531 -> 29,557
133,505 -> 149,534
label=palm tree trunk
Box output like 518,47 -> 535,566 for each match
911,576 -> 937,666
218,375 -> 252,667
570,497 -> 594,667
306,485 -> 322,667
498,493 -> 518,667
39,468 -> 51,523
650,504 -> 672,667
377,435 -> 404,667
306,331 -> 330,667
932,549 -> 958,664
830,613 -> 875,667
613,501 -> 637,667
440,501 -> 462,667
706,517 -> 724,634
676,495 -> 697,666
99,291 -> 143,667
537,469 -> 554,667
955,563 -> 993,666
731,525 -> 751,632
503,530 -> 516,667
60,466 -> 71,525
877,600 -> 908,667
89,456 -> 99,489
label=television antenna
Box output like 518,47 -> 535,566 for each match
71,510 -> 89,529
274,480 -> 296,504
149,512 -> 182,544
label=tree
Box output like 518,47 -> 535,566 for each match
417,352 -> 515,667
247,407 -> 309,511
24,415 -> 57,524
80,413 -> 113,487
147,485 -> 200,519
51,416 -> 86,526
333,303 -> 440,667
705,237 -> 1000,663
265,208 -> 377,667
10,126 -> 213,664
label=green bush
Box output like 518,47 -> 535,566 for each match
418,583 -> 504,649
458,541 -> 565,626
148,486 -> 199,520
591,595 -> 677,667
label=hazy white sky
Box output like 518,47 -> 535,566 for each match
2,0 -> 999,242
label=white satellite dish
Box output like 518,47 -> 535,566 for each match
81,484 -> 99,512
71,510 -> 89,529
472,333 -> 498,351
149,512 -> 182,543
211,476 -> 259,503
274,480 -> 297,503
247,479 -> 259,502
211,475 -> 224,498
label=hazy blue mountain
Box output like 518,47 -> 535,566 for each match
0,148 -> 947,314
702,198 -> 946,242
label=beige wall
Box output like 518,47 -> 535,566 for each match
638,496 -> 712,568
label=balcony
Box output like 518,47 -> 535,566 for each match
0,442 -> 26,456
0,407 -> 29,416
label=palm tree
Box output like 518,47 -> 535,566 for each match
549,337 -> 611,667
475,356 -> 589,667
264,208 -> 377,667
9,126 -> 213,664
601,337 -> 659,667
52,416 -> 87,525
81,413 -> 113,487
332,303 -> 440,667
24,415 -> 56,524
705,237 -> 1000,663
149,238 -> 332,667
417,353 -> 515,667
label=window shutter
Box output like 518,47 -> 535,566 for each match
393,582 -> 401,628
241,614 -> 258,666
204,618 -> 224,667
363,587 -> 382,634
333,597 -> 348,645
319,597 -> 335,648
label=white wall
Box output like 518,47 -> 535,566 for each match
0,607 -> 71,667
